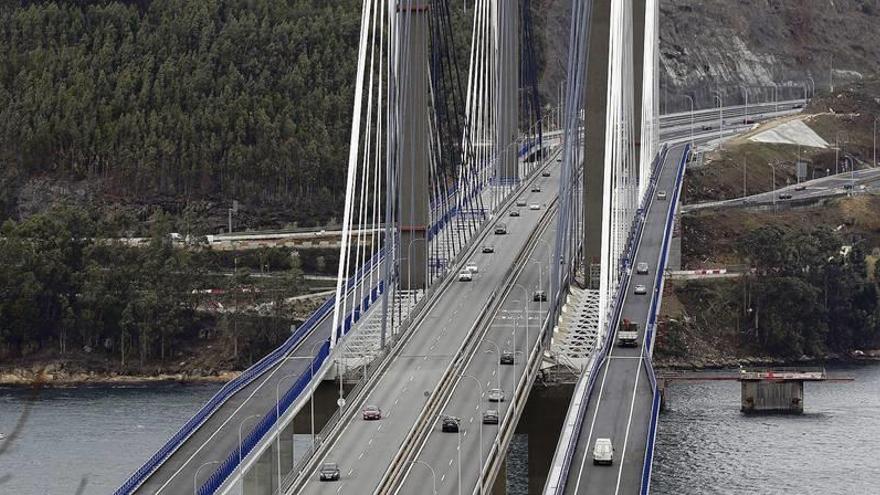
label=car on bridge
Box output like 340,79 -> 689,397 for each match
636,261 -> 649,275
495,224 -> 508,235
542,170 -> 552,177
516,198 -> 527,207
319,462 -> 341,481
794,185 -> 806,191
362,405 -> 382,420
529,203 -> 541,210
634,284 -> 647,295
657,190 -> 668,200
466,262 -> 479,274
531,186 -> 542,193
482,245 -> 495,254
482,410 -> 499,425
510,209 -> 521,217
442,416 -> 461,433
592,438 -> 614,466
533,290 -> 547,302
779,192 -> 793,200
488,388 -> 505,402
458,271 -> 473,282
500,351 -> 515,365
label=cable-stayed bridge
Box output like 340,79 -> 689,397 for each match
114,1 -> 808,494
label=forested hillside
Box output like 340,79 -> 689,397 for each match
0,0 -> 360,228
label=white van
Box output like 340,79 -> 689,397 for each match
593,438 -> 614,465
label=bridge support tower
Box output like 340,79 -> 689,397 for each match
496,0 -> 520,182
398,3 -> 430,291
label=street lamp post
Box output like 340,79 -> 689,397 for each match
678,94 -> 695,148
769,163 -> 777,209
483,341 -> 502,390
238,414 -> 262,486
739,85 -> 750,125
194,461 -> 221,495
411,460 -> 438,495
843,157 -> 855,192
710,90 -> 724,149
770,82 -> 779,113
873,116 -> 878,168
461,374 -> 485,494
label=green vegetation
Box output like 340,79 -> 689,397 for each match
0,205 -> 305,370
0,0 -> 361,226
659,225 -> 879,361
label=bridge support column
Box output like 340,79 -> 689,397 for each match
633,0 -> 647,174
582,0 -> 612,291
496,0 -> 520,182
490,454 -> 507,495
741,380 -> 805,414
397,3 -> 430,291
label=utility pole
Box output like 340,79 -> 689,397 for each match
228,200 -> 239,234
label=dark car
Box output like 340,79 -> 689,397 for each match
319,462 -> 340,482
701,124 -> 713,131
510,209 -> 520,217
844,184 -> 854,190
482,410 -> 500,425
531,186 -> 542,193
533,290 -> 547,302
500,351 -> 515,365
542,170 -> 551,177
442,416 -> 461,433
779,192 -> 793,200
362,405 -> 381,420
794,185 -> 806,191
483,245 -> 495,254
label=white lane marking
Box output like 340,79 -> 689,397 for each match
573,358 -> 612,493
441,473 -> 447,482
614,358 -> 645,494
377,424 -> 383,432
368,438 -> 373,445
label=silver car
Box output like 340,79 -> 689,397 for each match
636,262 -> 649,275
488,388 -> 505,402
634,284 -> 647,295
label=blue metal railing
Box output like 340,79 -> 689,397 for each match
639,144 -> 689,495
546,145 -> 669,495
113,250 -> 384,495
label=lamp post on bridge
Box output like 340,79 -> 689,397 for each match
842,156 -> 855,193
193,461 -> 220,495
410,460 -> 438,495
238,414 -> 262,487
873,116 -> 878,168
483,341 -> 502,391
461,374 -> 485,494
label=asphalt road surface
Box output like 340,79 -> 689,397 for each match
563,145 -> 686,495
295,157 -> 563,495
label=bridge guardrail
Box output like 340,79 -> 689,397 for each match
114,249 -> 384,495
543,144 -> 669,495
639,144 -> 689,495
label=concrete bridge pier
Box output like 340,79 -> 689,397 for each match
243,440 -> 276,494
741,379 -> 804,414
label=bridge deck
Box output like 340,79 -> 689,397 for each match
294,155 -> 562,495
563,145 -> 685,495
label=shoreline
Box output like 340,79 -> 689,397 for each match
654,353 -> 880,371
0,370 -> 241,388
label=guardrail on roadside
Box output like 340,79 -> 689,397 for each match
113,248 -> 385,495
639,144 -> 689,495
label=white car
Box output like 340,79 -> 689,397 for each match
634,284 -> 647,295
529,203 -> 541,210
636,262 -> 649,275
657,190 -> 668,200
465,263 -> 479,274
458,271 -> 473,282
593,438 -> 614,465
488,388 -> 505,402
516,199 -> 527,207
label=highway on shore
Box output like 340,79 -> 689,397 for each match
683,167 -> 880,212
563,145 -> 686,495
293,155 -> 563,495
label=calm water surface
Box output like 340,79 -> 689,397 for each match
1,364 -> 877,494
652,363 -> 880,495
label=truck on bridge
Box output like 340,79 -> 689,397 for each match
617,318 -> 639,347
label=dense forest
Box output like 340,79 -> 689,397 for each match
0,0 -> 361,226
0,206 -> 305,369
663,226 -> 880,360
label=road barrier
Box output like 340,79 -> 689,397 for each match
543,145 -> 669,495
639,144 -> 689,495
